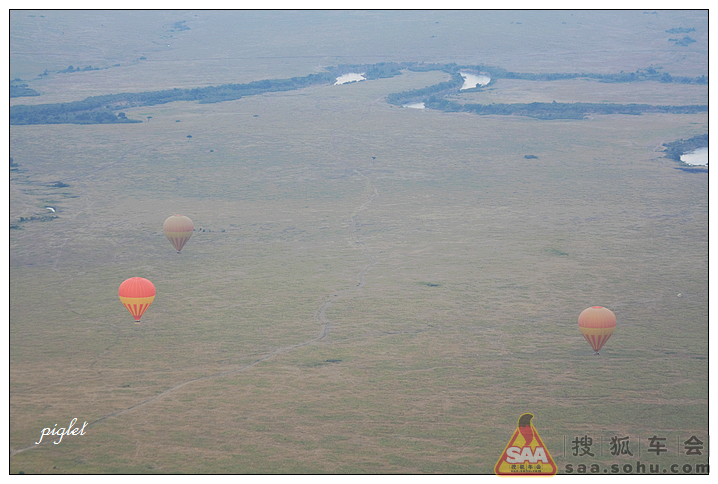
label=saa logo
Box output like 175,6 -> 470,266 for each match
495,413 -> 557,476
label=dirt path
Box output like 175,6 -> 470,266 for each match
11,123 -> 380,459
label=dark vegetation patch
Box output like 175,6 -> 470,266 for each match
304,359 -> 342,368
419,282 -> 441,287
10,79 -> 40,98
424,99 -> 707,120
675,166 -> 707,174
16,215 -> 59,224
547,248 -> 569,256
670,36 -> 697,46
666,27 -> 695,34
169,20 -> 190,32
59,65 -> 100,73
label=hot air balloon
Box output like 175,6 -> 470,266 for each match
578,306 -> 616,355
163,215 -> 194,253
118,277 -> 155,323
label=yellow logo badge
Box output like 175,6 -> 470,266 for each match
495,413 -> 557,476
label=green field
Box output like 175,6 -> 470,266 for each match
9,10 -> 708,474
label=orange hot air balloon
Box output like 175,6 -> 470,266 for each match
118,277 -> 155,323
163,215 -> 194,253
578,306 -> 616,355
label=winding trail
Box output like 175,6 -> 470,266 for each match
316,168 -> 379,339
10,131 -> 380,459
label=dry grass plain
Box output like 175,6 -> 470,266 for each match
10,10 -> 707,474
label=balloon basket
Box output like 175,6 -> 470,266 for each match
594,351 -> 600,355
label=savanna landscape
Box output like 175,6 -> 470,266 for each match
9,10 -> 708,474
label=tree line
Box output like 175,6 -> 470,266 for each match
424,98 -> 707,120
10,80 -> 40,98
386,72 -> 464,106
10,72 -> 337,125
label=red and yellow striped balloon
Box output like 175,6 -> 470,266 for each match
163,215 -> 194,253
119,277 -> 156,323
578,306 -> 616,355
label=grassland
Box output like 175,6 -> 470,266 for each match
9,10 -> 707,474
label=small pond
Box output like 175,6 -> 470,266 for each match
335,73 -> 366,85
680,147 -> 708,166
460,72 -> 491,90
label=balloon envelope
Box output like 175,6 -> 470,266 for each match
119,277 -> 155,323
578,306 -> 616,353
164,215 -> 194,253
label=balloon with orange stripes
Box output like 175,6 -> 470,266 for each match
163,215 -> 194,253
578,306 -> 616,355
118,277 -> 156,323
